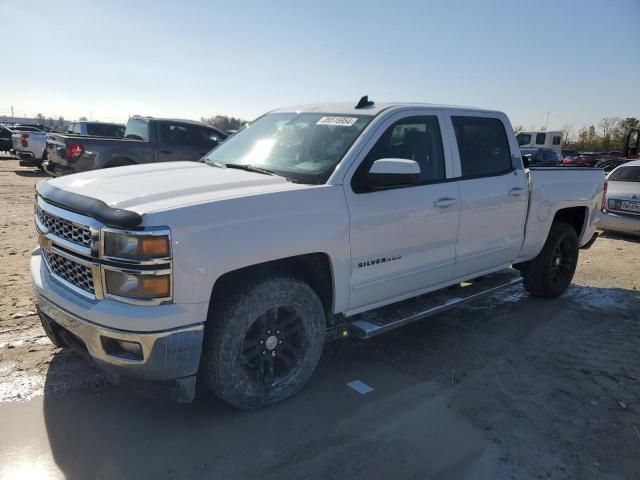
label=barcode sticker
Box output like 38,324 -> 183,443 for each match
316,116 -> 358,127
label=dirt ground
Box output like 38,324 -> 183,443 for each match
0,156 -> 639,479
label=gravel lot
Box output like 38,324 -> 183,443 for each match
0,157 -> 639,479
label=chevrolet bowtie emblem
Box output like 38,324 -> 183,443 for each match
38,232 -> 52,251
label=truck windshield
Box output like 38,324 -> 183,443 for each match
124,118 -> 150,141
203,112 -> 372,184
609,166 -> 640,183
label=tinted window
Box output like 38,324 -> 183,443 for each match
159,123 -> 191,145
452,116 -> 512,177
536,133 -> 546,145
552,135 -> 561,145
190,126 -> 225,149
516,133 -> 531,146
354,116 -> 445,189
125,118 -> 150,141
609,166 -> 640,183
86,123 -> 125,137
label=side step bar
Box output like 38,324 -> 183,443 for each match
348,269 -> 523,339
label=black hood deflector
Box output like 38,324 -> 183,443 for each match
36,181 -> 143,228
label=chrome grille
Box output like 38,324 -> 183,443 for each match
43,250 -> 95,295
37,206 -> 92,248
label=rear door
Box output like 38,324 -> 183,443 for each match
156,122 -> 225,163
448,114 -> 528,278
344,111 -> 460,312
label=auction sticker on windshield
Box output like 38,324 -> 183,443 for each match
317,116 -> 359,127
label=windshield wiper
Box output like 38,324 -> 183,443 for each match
207,161 -> 276,177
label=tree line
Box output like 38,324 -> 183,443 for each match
514,117 -> 639,152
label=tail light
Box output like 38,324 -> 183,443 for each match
20,133 -> 28,148
601,180 -> 607,211
65,144 -> 84,162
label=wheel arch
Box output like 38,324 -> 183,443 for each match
209,252 -> 336,324
551,206 -> 588,238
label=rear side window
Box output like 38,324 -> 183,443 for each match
86,123 -> 125,137
552,135 -> 561,145
125,118 -> 150,141
452,116 -> 512,177
536,133 -> 546,145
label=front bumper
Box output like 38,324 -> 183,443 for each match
31,250 -> 206,401
600,211 -> 640,236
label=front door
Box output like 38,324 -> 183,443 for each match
345,113 -> 460,313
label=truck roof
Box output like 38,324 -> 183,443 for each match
273,101 -> 504,117
130,115 -> 213,127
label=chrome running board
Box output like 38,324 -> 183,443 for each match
348,268 -> 522,339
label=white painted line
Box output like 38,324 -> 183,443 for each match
346,380 -> 374,395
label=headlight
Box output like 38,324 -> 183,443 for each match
103,231 -> 170,260
105,270 -> 171,300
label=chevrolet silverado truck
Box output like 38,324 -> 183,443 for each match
8,125 -> 47,168
44,116 -> 227,176
31,98 -> 605,409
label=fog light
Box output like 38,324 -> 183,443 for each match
101,336 -> 143,360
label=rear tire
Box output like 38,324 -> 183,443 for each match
201,274 -> 326,410
521,222 -> 579,298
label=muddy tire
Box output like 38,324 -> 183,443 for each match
522,222 -> 579,298
201,274 -> 326,410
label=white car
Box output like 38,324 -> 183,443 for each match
600,159 -> 640,236
30,98 -> 606,408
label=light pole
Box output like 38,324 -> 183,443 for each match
545,112 -> 550,130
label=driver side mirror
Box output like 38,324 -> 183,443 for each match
367,158 -> 421,188
521,154 -> 532,168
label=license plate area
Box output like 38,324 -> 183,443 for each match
621,200 -> 640,213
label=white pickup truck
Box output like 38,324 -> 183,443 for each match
31,99 -> 606,408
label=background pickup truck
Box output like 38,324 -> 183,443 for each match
31,99 -> 605,409
44,116 -> 227,176
10,125 -> 48,168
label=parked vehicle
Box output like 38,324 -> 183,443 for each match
0,124 -> 13,152
517,130 -> 564,153
562,152 -> 602,167
66,121 -> 125,137
10,125 -> 48,168
561,149 -> 581,159
600,160 -> 640,236
44,116 -> 227,176
520,147 -> 562,167
31,99 -> 605,408
595,128 -> 640,172
12,123 -> 54,133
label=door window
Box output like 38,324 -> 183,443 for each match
159,123 -> 190,146
535,132 -> 546,145
190,127 -> 224,149
353,116 -> 445,192
452,116 -> 512,177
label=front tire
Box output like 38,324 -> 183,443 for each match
202,274 -> 326,410
521,222 -> 579,298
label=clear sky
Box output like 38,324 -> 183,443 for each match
1,0 -> 638,133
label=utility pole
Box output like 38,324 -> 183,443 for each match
545,112 -> 550,130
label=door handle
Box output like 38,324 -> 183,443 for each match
509,187 -> 525,197
160,150 -> 172,155
434,197 -> 457,208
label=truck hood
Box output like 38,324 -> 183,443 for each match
46,161 -> 308,214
